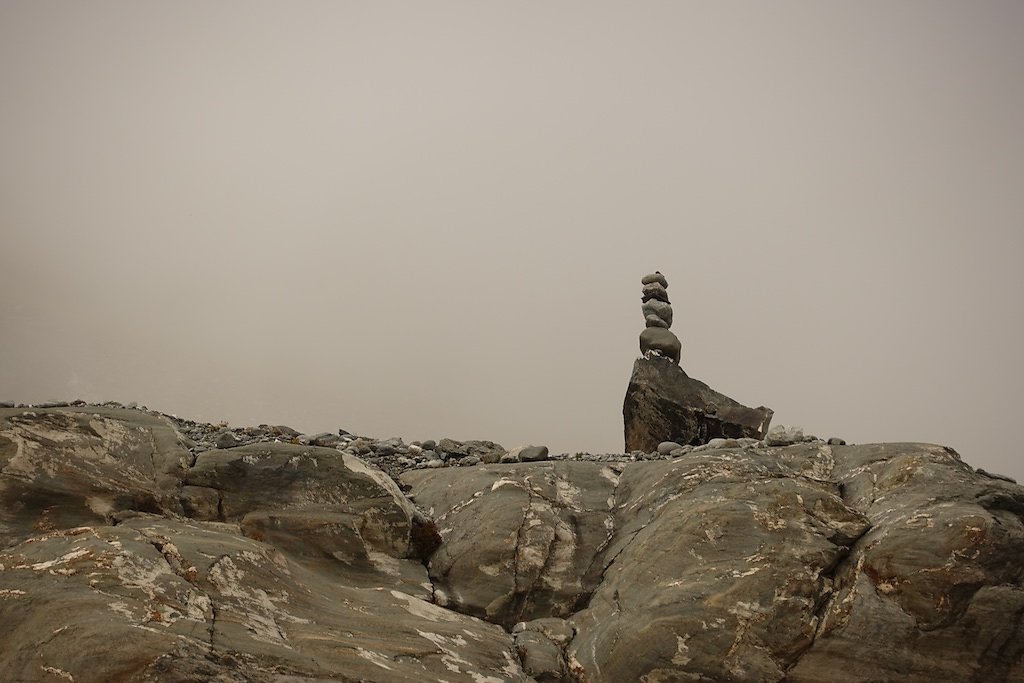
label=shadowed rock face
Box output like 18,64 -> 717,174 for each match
2,405 -> 1023,682
624,352 -> 774,451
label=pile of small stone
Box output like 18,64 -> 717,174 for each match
638,271 -> 682,364
646,425 -> 847,458
346,438 -> 552,480
1,401 -> 848,484
1,399 -> 150,410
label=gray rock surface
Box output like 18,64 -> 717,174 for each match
403,461 -> 619,629
624,353 -> 773,451
0,406 -> 531,682
3,403 -> 1024,682
518,445 -> 550,462
766,423 -> 806,446
403,441 -> 1024,683
213,429 -> 243,449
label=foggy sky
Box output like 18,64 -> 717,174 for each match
2,2 -> 1023,481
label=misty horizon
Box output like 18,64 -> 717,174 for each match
2,2 -> 1022,481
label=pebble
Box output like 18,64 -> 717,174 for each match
765,425 -> 805,447
641,282 -> 670,303
3,399 -> 843,486
518,446 -> 550,462
641,300 -> 673,327
214,430 -> 243,449
657,441 -> 684,455
641,272 -> 668,288
827,437 -> 847,446
310,432 -> 341,447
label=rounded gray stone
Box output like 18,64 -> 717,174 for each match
645,315 -> 669,329
518,446 -> 549,462
641,272 -> 668,288
657,441 -> 684,455
214,430 -> 243,449
310,432 -> 341,447
641,299 -> 673,327
765,425 -> 805,447
641,282 -> 670,303
639,327 -> 682,365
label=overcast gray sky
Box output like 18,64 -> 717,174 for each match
2,2 -> 1022,481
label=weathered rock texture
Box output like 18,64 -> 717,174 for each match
404,442 -> 1024,683
3,404 -> 1024,682
624,352 -> 774,451
0,406 -> 528,682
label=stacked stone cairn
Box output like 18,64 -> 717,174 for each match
639,271 -> 682,364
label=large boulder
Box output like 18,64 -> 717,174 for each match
402,461 -> 619,629
0,406 -> 192,546
0,405 -> 533,682
0,515 -> 529,683
5,404 -> 1024,682
623,352 -> 773,451
784,442 -> 1024,682
402,442 -> 1024,682
181,442 -> 434,594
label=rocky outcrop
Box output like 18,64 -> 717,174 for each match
624,271 -> 772,451
3,403 -> 1023,682
624,352 -> 774,451
403,441 -> 1024,683
402,462 -> 618,629
0,405 -> 530,682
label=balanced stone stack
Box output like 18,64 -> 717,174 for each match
624,271 -> 774,451
638,271 -> 681,364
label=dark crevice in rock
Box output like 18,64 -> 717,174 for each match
784,521 -> 873,676
409,513 -> 442,564
522,513 -> 566,621
579,470 -> 622,598
208,601 -> 218,650
508,479 -> 537,622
